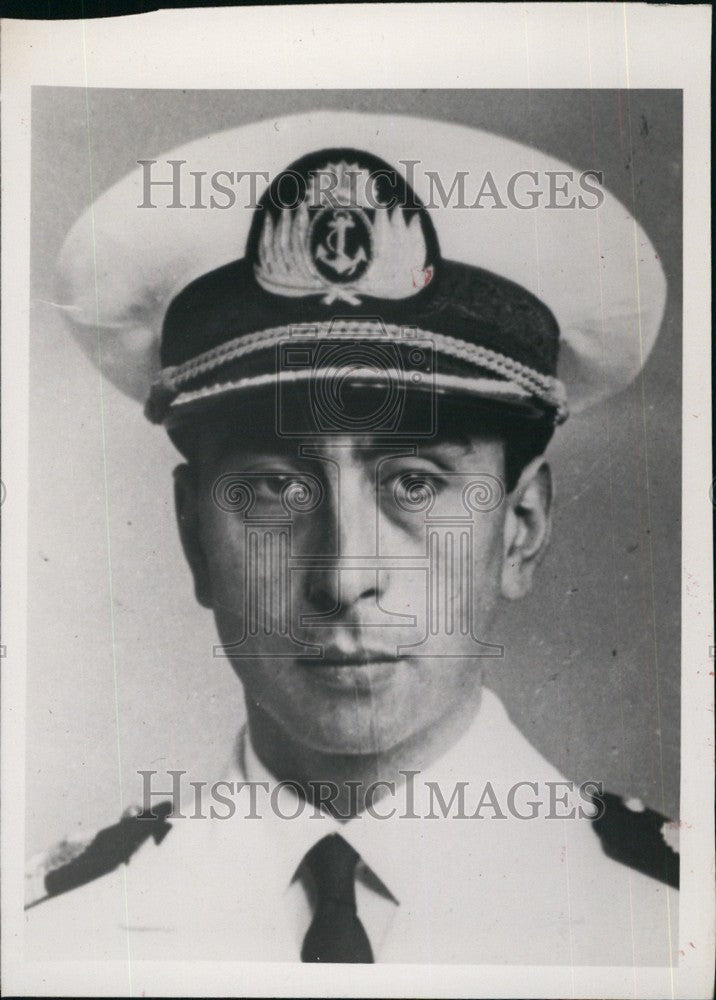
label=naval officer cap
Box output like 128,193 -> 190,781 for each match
56,111 -> 666,438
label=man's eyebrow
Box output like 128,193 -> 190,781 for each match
417,445 -> 474,471
211,450 -> 302,472
361,440 -> 472,471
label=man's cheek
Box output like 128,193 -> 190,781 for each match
474,517 -> 507,581
202,519 -> 248,617
211,539 -> 293,645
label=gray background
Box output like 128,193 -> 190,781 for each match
27,89 -> 681,854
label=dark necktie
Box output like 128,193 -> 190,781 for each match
301,833 -> 374,963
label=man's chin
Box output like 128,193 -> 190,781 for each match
275,700 -> 418,758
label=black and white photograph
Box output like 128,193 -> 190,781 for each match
1,6 -> 713,998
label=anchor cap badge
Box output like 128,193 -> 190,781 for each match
250,149 -> 439,306
310,207 -> 372,284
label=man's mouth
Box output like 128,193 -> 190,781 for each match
299,647 -> 404,692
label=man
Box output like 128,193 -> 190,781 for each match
26,113 -> 678,966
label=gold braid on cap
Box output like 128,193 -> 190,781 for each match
146,321 -> 568,424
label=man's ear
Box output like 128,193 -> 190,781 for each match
501,455 -> 553,601
174,463 -> 213,609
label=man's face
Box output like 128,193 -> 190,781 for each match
177,424 -> 533,758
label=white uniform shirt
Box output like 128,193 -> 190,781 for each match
25,689 -> 677,966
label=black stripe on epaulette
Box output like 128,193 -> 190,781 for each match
30,801 -> 174,906
591,792 -> 679,889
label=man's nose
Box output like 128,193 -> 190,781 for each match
300,463 -> 383,612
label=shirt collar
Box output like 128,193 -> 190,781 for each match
232,688 -> 564,906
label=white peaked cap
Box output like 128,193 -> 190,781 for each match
56,110 -> 667,417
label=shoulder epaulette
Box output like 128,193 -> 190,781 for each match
25,801 -> 173,910
591,792 -> 679,889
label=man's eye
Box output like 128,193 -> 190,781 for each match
253,474 -> 302,499
383,470 -> 448,510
